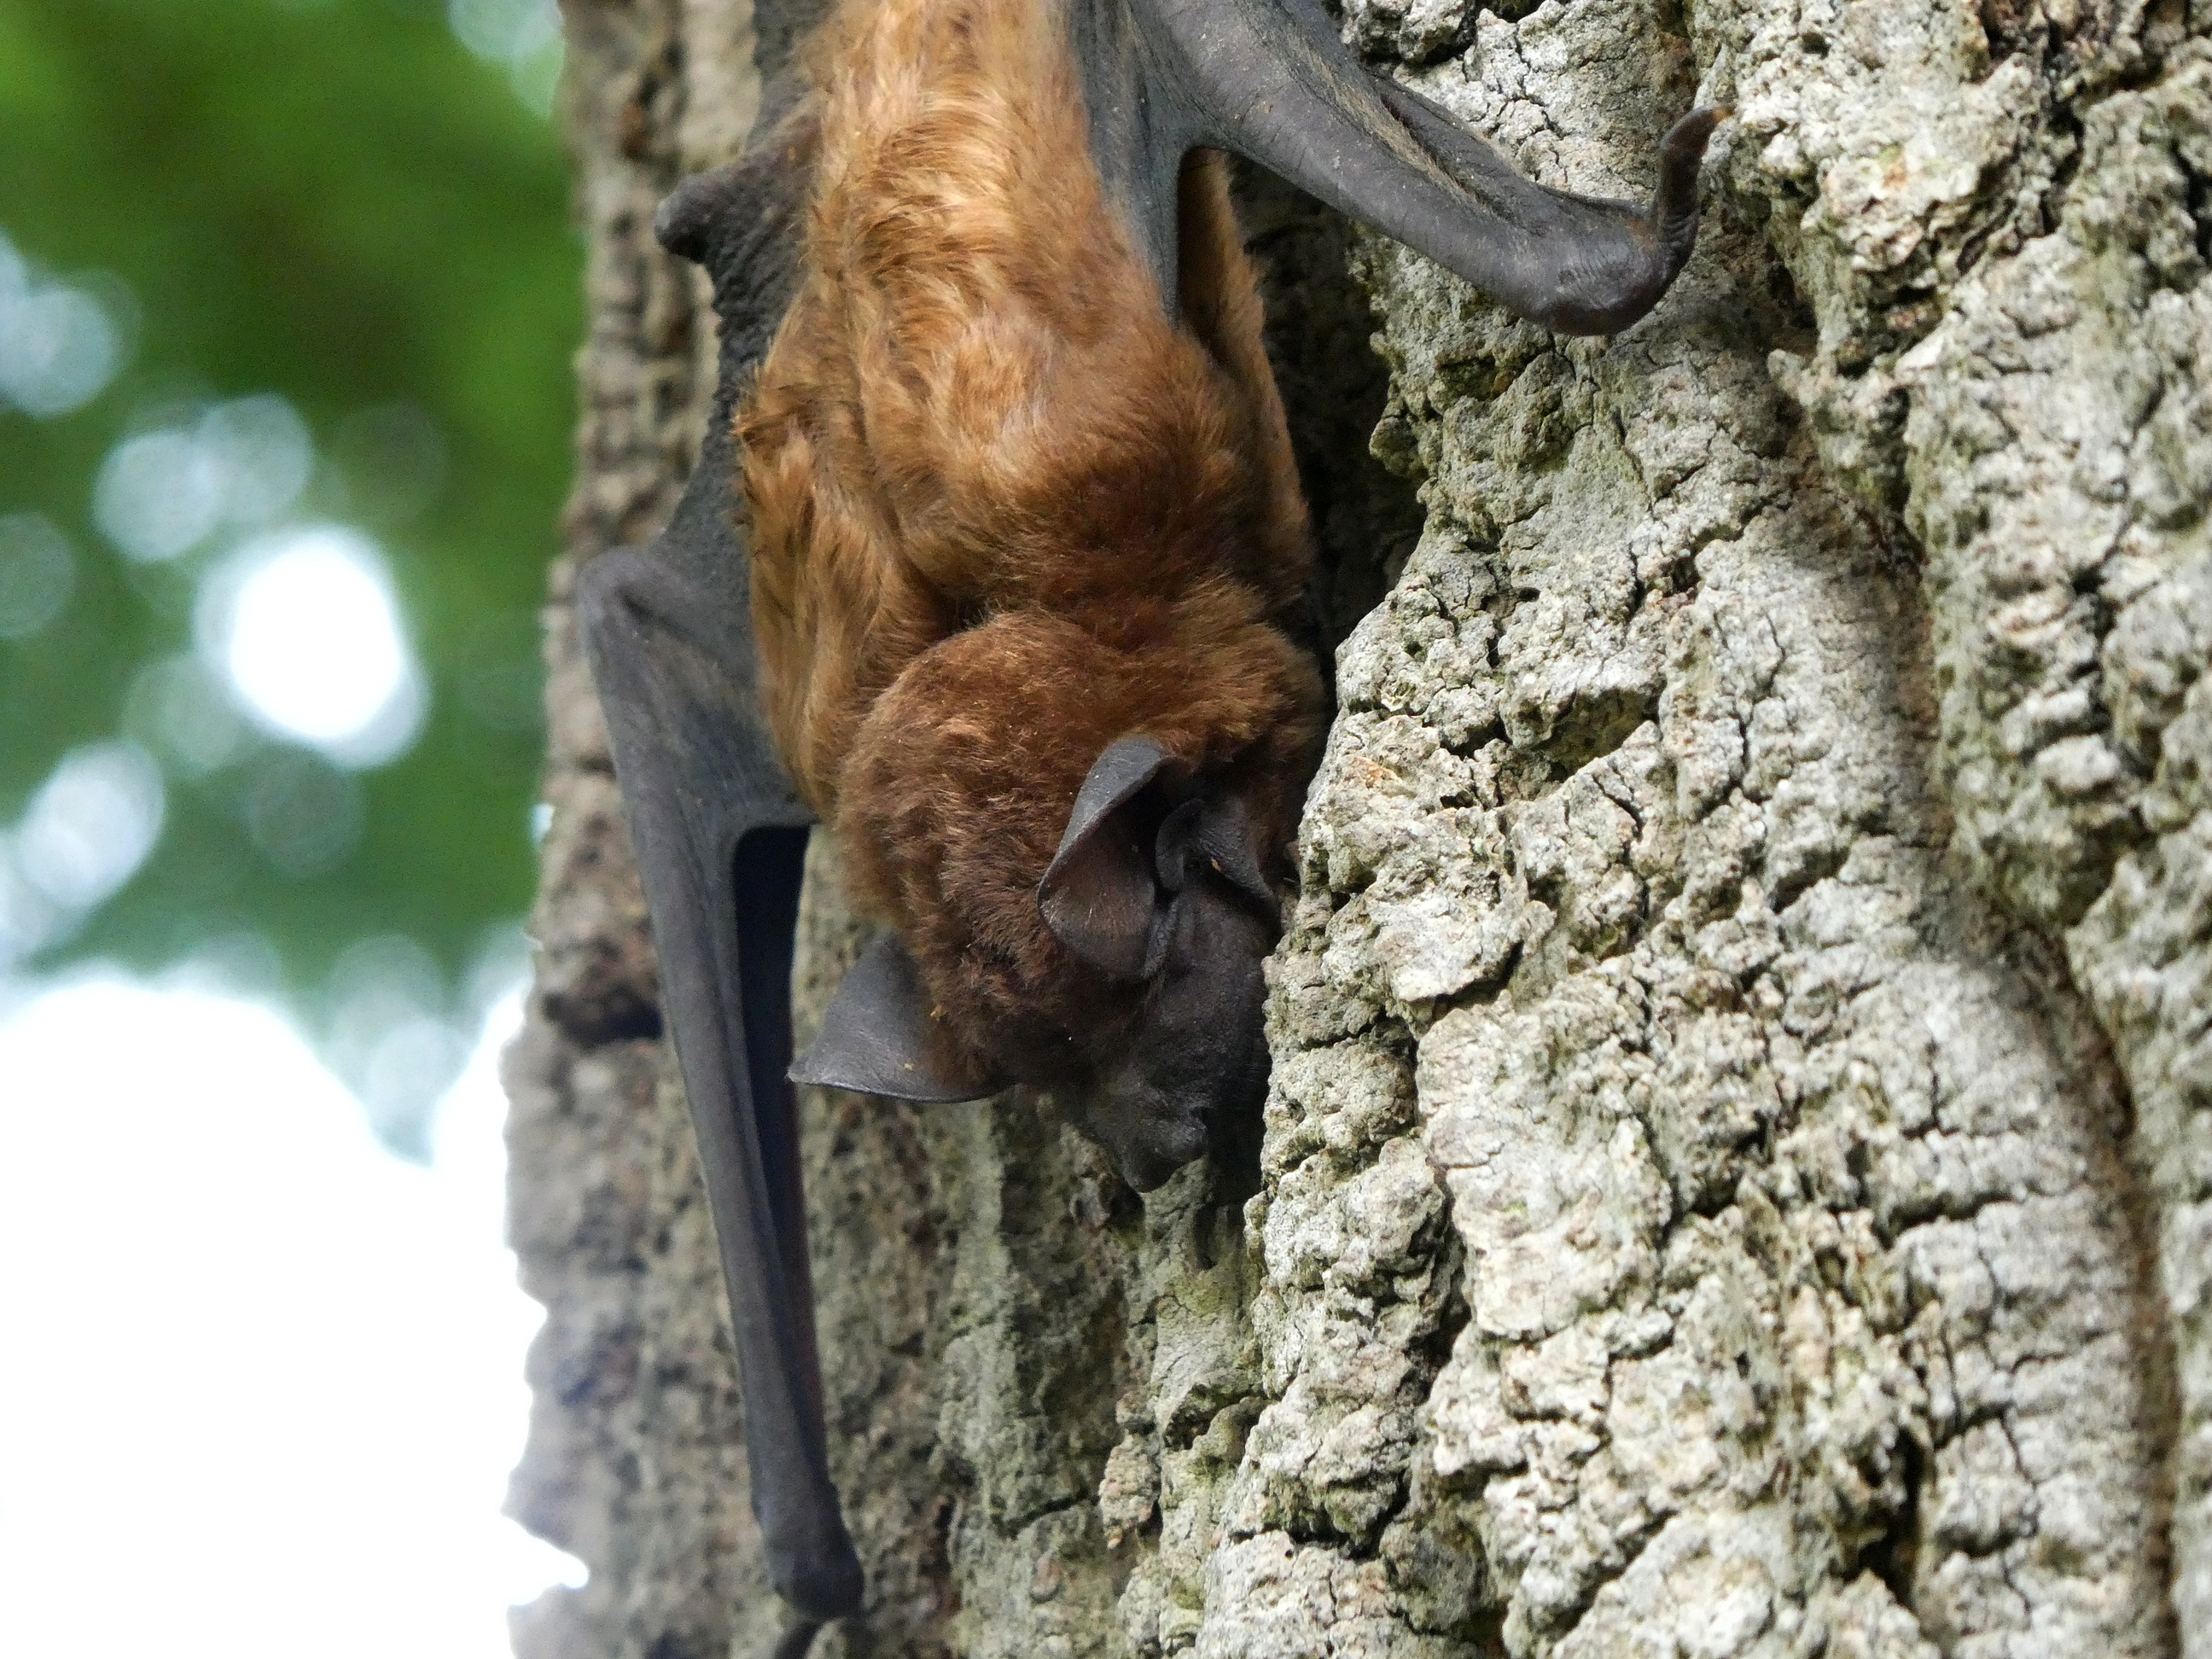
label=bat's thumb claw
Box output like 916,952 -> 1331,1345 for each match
654,162 -> 751,265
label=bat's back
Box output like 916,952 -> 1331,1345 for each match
741,0 -> 1313,806
737,0 -> 1324,1085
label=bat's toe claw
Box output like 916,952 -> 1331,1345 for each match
1534,105 -> 1730,335
1652,107 -> 1729,242
1662,107 -> 1731,164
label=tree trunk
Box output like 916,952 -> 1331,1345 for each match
509,0 -> 2212,1654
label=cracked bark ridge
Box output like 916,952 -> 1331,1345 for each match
514,0 -> 2212,1652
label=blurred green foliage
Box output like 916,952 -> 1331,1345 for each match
0,0 -> 576,1033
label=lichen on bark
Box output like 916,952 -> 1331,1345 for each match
512,0 -> 2212,1653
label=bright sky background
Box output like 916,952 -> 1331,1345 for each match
0,15 -> 585,1650
0,975 -> 584,1657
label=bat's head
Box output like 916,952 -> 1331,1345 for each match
790,610 -> 1322,1190
790,734 -> 1285,1190
1034,736 -> 1281,1190
792,732 -> 1301,1193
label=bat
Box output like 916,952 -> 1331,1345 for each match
576,0 -> 1721,1650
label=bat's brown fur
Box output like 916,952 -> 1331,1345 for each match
737,0 -> 1324,1084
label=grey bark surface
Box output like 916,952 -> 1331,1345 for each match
508,0 -> 2212,1654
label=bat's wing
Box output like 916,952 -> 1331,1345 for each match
575,107 -> 865,1645
1074,0 -> 1724,335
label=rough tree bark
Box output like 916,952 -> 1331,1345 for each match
507,0 -> 2212,1654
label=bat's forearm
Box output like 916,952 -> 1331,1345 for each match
1130,0 -> 1722,335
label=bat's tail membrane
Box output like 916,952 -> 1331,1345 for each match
1144,0 -> 1725,335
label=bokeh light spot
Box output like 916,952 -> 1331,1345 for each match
96,428 -> 224,562
201,394 -> 314,524
323,934 -> 473,1160
0,231 -> 127,419
456,607 -> 547,736
207,526 -> 427,766
95,394 -> 315,563
449,0 -> 559,62
448,0 -> 564,114
10,740 -> 166,911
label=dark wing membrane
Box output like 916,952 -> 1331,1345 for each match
575,97 -> 865,1639
1074,0 -> 1721,335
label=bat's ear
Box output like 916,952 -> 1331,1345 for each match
791,931 -> 1005,1102
1039,736 -> 1175,981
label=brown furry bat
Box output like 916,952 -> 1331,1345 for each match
737,0 -> 1326,1188
583,0 -> 1720,1631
